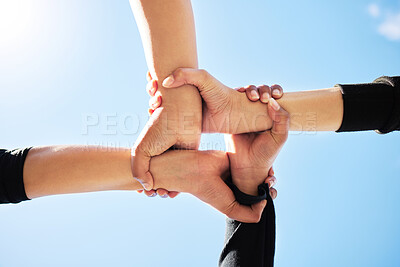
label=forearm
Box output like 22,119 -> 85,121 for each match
130,0 -> 202,139
239,87 -> 343,132
24,146 -> 141,199
278,87 -> 343,131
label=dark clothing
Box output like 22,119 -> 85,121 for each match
0,148 -> 31,204
336,76 -> 400,133
0,76 -> 399,266
220,182 -> 275,267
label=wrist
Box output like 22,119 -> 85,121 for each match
127,151 -> 147,191
159,85 -> 202,147
230,167 -> 269,196
231,92 -> 273,134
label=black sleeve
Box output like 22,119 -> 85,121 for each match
219,181 -> 275,267
0,147 -> 32,204
336,76 -> 400,133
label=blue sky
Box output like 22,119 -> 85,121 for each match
0,0 -> 399,266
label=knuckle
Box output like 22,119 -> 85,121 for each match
249,85 -> 257,90
199,69 -> 209,78
174,68 -> 184,79
252,213 -> 262,223
258,84 -> 270,91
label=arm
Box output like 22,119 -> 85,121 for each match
24,146 -> 141,199
220,181 -> 276,267
129,0 -> 202,190
220,101 -> 290,267
161,69 -> 400,134
237,75 -> 400,132
0,146 -> 265,222
276,87 -> 343,131
130,0 -> 202,144
158,68 -> 342,133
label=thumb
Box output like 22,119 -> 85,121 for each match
162,68 -> 211,92
268,98 -> 290,145
131,148 -> 154,191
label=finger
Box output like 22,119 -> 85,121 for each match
162,68 -> 214,91
269,167 -> 274,176
146,80 -> 158,97
265,175 -> 277,188
269,188 -> 278,200
144,190 -> 157,197
235,87 -> 246,92
226,200 -> 267,223
245,85 -> 260,101
156,188 -> 169,198
146,71 -> 152,82
197,178 -> 266,223
149,95 -> 162,110
167,191 -> 180,198
131,148 -> 154,191
268,99 -> 290,143
257,85 -> 271,103
131,108 -> 176,192
270,84 -> 283,99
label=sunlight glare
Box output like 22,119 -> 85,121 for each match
0,1 -> 34,46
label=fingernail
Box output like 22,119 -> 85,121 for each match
149,193 -> 157,197
162,75 -> 174,87
268,180 -> 275,188
261,92 -> 270,102
270,98 -> 280,111
160,195 -> 168,198
272,89 -> 281,96
142,182 -> 151,191
250,90 -> 259,99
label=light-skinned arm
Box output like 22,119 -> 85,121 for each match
23,146 -> 265,223
129,0 -> 202,191
160,68 -> 343,132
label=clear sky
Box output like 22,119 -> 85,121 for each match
0,0 -> 399,266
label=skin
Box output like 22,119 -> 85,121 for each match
129,0 -> 202,191
23,146 -> 266,223
237,85 -> 344,131
226,99 -> 290,195
161,69 -> 277,134
147,75 -> 289,196
160,68 -> 344,132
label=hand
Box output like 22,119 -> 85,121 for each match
131,73 -> 202,191
264,169 -> 278,200
235,84 -> 283,103
149,149 -> 267,223
226,98 -> 289,195
148,68 -> 275,134
145,78 -> 284,198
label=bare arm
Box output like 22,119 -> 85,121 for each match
23,146 -> 140,199
22,146 -> 264,223
130,0 -> 202,146
158,68 -> 344,133
129,0 -> 203,190
240,87 -> 344,132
